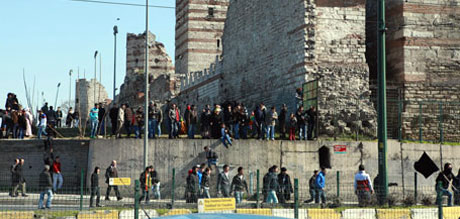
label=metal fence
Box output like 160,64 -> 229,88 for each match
0,167 -> 459,218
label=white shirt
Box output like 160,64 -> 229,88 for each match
354,170 -> 373,192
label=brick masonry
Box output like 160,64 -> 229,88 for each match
118,32 -> 179,108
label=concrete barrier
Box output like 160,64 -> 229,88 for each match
164,209 -> 192,216
342,209 -> 376,219
442,206 -> 460,219
410,208 -> 437,219
119,210 -> 158,218
77,210 -> 119,219
236,209 -> 272,216
376,209 -> 410,219
271,209 -> 308,219
0,211 -> 35,219
307,209 -> 340,219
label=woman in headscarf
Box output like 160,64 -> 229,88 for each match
24,108 -> 33,137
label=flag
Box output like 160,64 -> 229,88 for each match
414,152 -> 439,178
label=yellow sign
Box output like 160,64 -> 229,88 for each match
197,198 -> 236,213
109,177 -> 131,186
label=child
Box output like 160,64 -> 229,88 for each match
289,113 -> 297,141
221,124 -> 232,148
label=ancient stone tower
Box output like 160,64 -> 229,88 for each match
175,0 -> 230,75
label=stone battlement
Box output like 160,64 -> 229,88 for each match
180,56 -> 223,93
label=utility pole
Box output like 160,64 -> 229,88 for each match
99,52 -> 102,103
69,69 -> 73,110
377,0 -> 388,204
94,51 -> 98,107
143,0 -> 149,169
113,25 -> 118,103
55,83 -> 61,109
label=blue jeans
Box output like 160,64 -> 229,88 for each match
169,121 -> 178,138
437,188 -> 453,206
315,189 -> 326,204
13,124 -> 19,138
52,173 -> 63,192
268,125 -> 275,140
235,191 -> 244,204
188,124 -> 195,139
266,190 -> 278,203
148,119 -> 156,138
241,125 -> 248,139
157,123 -> 162,136
203,187 -> 210,198
18,128 -> 24,139
38,189 -> 53,208
233,123 -> 240,139
90,119 -> 98,137
133,125 -> 141,139
298,125 -> 306,140
152,183 -> 161,200
222,134 -> 232,147
38,125 -> 47,139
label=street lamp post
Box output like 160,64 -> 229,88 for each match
143,0 -> 149,169
94,51 -> 98,106
69,69 -> 73,109
113,25 -> 118,103
55,83 -> 61,109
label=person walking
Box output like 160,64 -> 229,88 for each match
201,167 -> 212,198
266,165 -> 279,204
267,106 -> 278,141
217,164 -> 231,197
151,167 -> 161,200
436,163 -> 454,206
304,170 -> 318,203
38,165 -> 53,209
105,160 -> 122,201
12,159 -> 27,197
9,159 -> 19,197
116,104 -> 125,138
186,166 -> 200,203
231,167 -> 249,204
315,167 -> 327,207
277,167 -> 293,203
139,166 -> 152,203
90,167 -> 102,207
109,104 -> 119,137
279,104 -> 287,140
89,104 -> 99,139
51,156 -> 63,193
354,164 -> 374,207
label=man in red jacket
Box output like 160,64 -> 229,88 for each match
52,156 -> 63,193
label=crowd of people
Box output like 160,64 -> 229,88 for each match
97,101 -> 317,144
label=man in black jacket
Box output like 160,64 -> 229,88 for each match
186,166 -> 199,203
304,170 -> 318,203
201,167 -> 212,198
217,165 -> 231,197
109,104 -> 119,137
231,167 -> 248,204
436,163 -> 455,206
38,165 -> 53,209
90,167 -> 102,207
279,104 -> 288,140
277,167 -> 293,203
105,160 -> 122,201
9,159 -> 19,197
12,158 -> 27,197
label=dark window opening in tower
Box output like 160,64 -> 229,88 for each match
217,39 -> 220,48
208,8 -> 214,17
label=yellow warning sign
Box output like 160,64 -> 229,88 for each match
109,177 -> 131,186
197,198 -> 236,213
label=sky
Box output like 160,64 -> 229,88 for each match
0,0 -> 175,110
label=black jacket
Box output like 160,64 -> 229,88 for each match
267,172 -> 279,191
201,172 -> 210,188
105,166 -> 118,184
10,164 -> 18,183
231,175 -> 248,192
436,170 -> 455,190
15,164 -> 25,183
186,173 -> 199,194
39,170 -> 52,190
91,172 -> 99,188
109,107 -> 119,122
278,173 -> 293,194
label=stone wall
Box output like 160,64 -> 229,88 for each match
75,78 -> 109,123
118,32 -> 178,108
175,0 -> 229,75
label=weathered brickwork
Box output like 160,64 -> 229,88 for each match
367,0 -> 460,140
175,0 -> 229,74
75,79 -> 108,123
118,32 -> 179,108
176,0 -> 377,136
